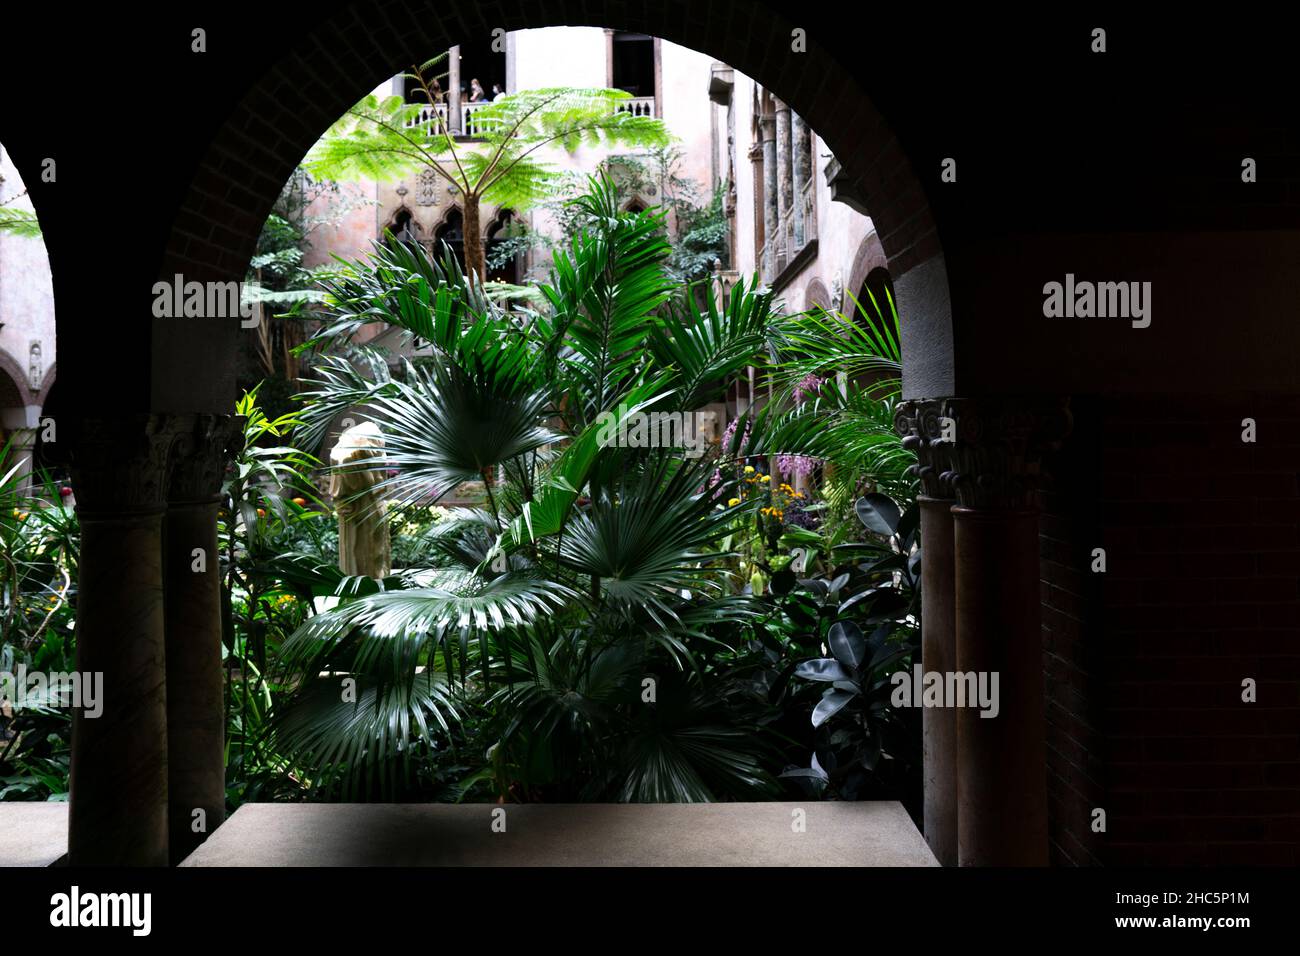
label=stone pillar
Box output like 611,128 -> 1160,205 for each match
448,45 -> 462,135
760,112 -> 777,281
1,406 -> 41,496
945,397 -> 1070,866
775,100 -> 792,271
604,29 -> 615,88
791,113 -> 810,249
747,141 -> 765,263
164,414 -> 239,864
65,415 -> 181,866
6,426 -> 37,496
896,400 -> 959,867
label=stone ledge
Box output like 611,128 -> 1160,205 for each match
180,801 -> 937,867
0,803 -> 69,866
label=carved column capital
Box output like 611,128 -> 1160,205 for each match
896,396 -> 1071,511
66,415 -> 187,516
168,414 -> 243,506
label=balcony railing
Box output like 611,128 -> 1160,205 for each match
615,96 -> 656,118
405,96 -> 655,136
404,101 -> 499,137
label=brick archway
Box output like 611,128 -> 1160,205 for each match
156,0 -> 952,411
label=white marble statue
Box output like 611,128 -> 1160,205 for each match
329,421 -> 391,579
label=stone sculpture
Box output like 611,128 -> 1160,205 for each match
329,421 -> 391,578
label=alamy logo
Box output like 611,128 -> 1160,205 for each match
0,666 -> 103,718
151,274 -> 259,327
890,665 -> 1000,718
50,886 -> 151,936
1042,273 -> 1151,328
595,409 -> 716,458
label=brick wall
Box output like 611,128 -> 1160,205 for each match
1088,393 -> 1300,865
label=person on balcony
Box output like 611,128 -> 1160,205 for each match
468,78 -> 486,102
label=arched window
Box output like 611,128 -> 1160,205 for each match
386,207 -> 419,245
433,208 -> 466,272
485,209 -> 518,284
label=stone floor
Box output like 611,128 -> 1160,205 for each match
180,801 -> 937,867
0,803 -> 68,866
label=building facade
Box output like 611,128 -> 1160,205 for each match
0,143 -> 57,486
302,29 -> 722,285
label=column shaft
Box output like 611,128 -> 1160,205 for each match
952,506 -> 1049,866
163,499 -> 225,863
448,45 -> 462,135
66,416 -> 177,866
760,114 -> 777,280
775,101 -> 792,270
164,413 -> 238,864
919,496 -> 958,866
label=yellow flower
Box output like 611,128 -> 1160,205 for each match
728,497 -> 740,507
743,465 -> 755,474
760,474 -> 771,483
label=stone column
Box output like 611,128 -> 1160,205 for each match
791,113 -> 810,249
747,141 -> 765,259
760,112 -> 777,281
896,400 -> 959,867
775,100 -> 792,271
1,406 -> 41,496
448,45 -> 462,135
65,415 -> 181,866
944,396 -> 1070,866
164,414 -> 240,864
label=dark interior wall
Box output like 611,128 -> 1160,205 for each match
1039,398 -> 1108,866
1096,393 -> 1300,865
947,231 -> 1300,396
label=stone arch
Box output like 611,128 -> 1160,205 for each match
384,204 -> 422,241
846,232 -> 890,316
0,353 -> 25,408
153,0 -> 952,412
803,278 -> 831,312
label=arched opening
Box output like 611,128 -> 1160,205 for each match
61,1 -> 965,870
386,206 -> 420,244
432,207 -> 465,272
0,140 -> 57,497
485,209 -> 518,285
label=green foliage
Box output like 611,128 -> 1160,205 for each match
216,175 -> 919,805
486,146 -> 729,288
0,453 -> 79,801
306,85 -> 670,211
784,495 -> 922,800
0,206 -> 41,239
